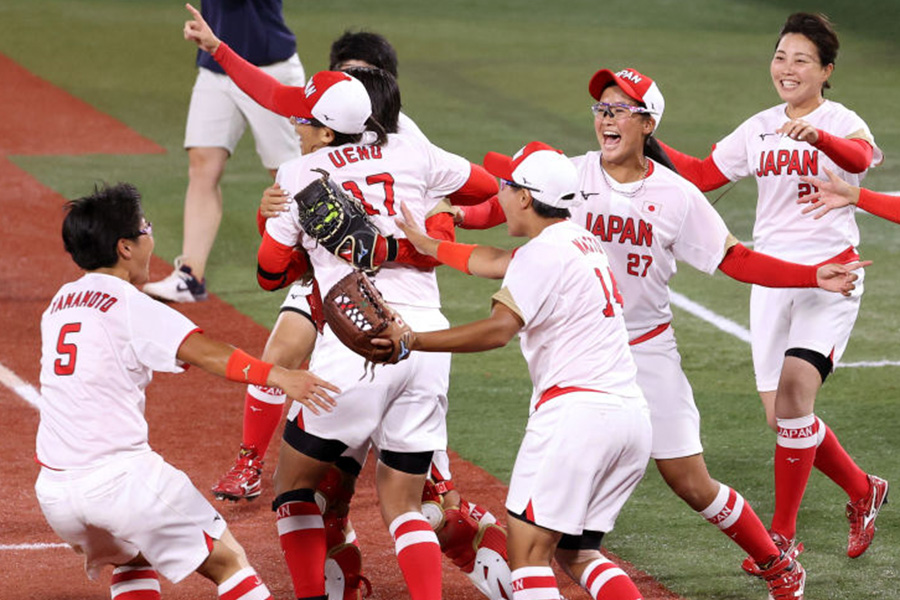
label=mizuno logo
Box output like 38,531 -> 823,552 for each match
581,191 -> 600,200
357,246 -> 369,259
249,406 -> 263,413
176,283 -> 190,292
786,457 -> 800,463
759,132 -> 779,141
242,364 -> 251,380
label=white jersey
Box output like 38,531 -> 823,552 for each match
712,100 -> 882,263
493,220 -> 644,412
570,153 -> 731,336
37,273 -> 198,470
267,133 -> 470,309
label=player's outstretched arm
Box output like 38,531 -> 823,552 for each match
184,4 -> 221,54
816,261 -> 871,297
176,332 -> 339,414
374,302 -> 523,357
799,169 -> 860,219
396,202 -> 511,279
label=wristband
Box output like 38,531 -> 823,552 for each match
436,242 -> 477,274
225,348 -> 274,386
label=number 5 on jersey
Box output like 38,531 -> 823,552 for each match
54,322 -> 81,375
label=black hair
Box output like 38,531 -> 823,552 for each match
777,12 -> 839,90
329,30 -> 399,78
343,66 -> 401,134
62,182 -> 145,270
532,198 -> 571,219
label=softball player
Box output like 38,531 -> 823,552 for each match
455,65 -> 862,600
36,183 -> 337,600
658,12 -> 887,560
182,14 -> 511,597
382,141 -> 652,600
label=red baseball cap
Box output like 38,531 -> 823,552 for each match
483,141 -> 579,209
588,67 -> 665,131
287,71 -> 372,134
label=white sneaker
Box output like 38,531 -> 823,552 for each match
143,257 -> 208,303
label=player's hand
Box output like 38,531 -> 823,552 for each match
184,3 -> 221,55
798,169 -> 861,219
816,260 -> 871,297
396,202 -> 440,257
370,329 -> 417,364
450,205 -> 466,226
776,118 -> 819,144
267,367 -> 339,415
260,183 -> 292,218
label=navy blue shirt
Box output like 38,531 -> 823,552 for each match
197,0 -> 297,74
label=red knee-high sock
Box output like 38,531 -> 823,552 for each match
242,386 -> 285,456
771,415 -> 818,540
218,566 -> 273,600
700,483 -> 780,565
813,418 -> 870,502
110,566 -> 161,600
510,566 -> 560,600
389,512 -> 442,600
580,557 -> 643,600
275,489 -> 327,599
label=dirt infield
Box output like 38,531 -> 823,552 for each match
0,52 -> 682,600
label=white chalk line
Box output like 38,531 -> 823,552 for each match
668,290 -> 900,368
0,543 -> 69,551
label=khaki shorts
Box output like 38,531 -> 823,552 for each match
184,55 -> 305,169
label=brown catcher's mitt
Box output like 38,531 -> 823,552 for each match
323,271 -> 413,366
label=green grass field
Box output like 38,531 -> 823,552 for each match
3,1 -> 898,597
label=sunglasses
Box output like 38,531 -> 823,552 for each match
590,102 -> 653,120
500,178 -> 540,193
290,116 -> 316,127
132,221 -> 153,238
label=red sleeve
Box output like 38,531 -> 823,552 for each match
858,188 -> 900,224
459,196 -> 506,230
812,131 -> 873,174
447,163 -> 499,206
394,212 -> 456,268
657,140 -> 730,192
257,233 -> 308,291
213,43 -> 304,118
717,243 -> 817,287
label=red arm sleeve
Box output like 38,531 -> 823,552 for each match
717,243 -> 817,287
812,131 -> 873,174
212,42 -> 303,118
459,196 -> 506,230
858,188 -> 900,224
394,212 -> 456,268
257,233 -> 309,291
447,163 -> 499,206
656,140 -> 730,192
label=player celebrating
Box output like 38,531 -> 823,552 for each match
457,66 -> 866,599
657,12 -> 888,559
181,10 -> 511,598
35,183 -> 338,600
376,141 -> 652,600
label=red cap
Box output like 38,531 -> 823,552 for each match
588,68 -> 665,130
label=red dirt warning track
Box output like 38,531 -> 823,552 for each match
0,52 -> 682,600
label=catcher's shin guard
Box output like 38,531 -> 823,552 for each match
324,543 -> 372,600
429,502 -> 513,599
